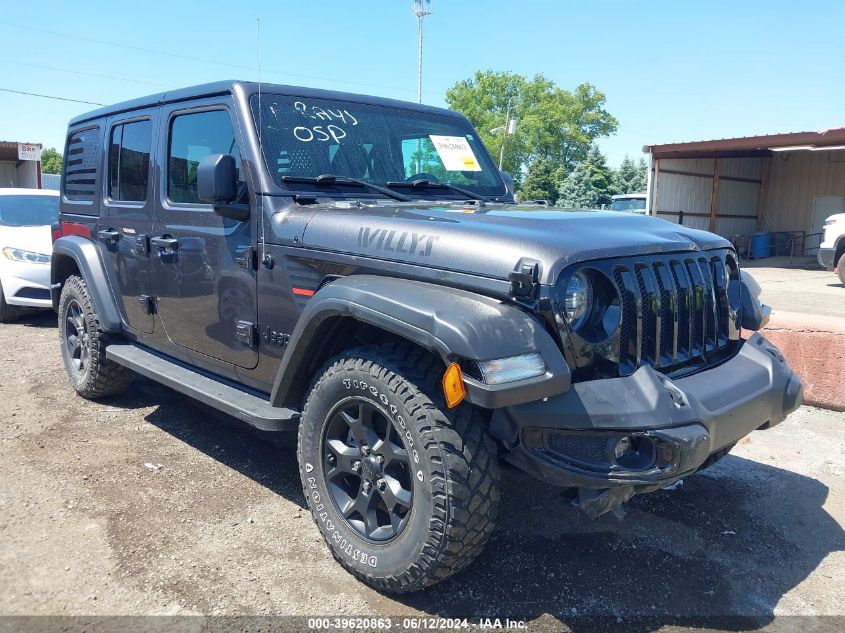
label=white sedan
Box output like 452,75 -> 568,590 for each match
0,188 -> 59,323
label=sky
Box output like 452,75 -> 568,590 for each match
1,0 -> 843,167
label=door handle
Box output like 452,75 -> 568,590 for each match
150,236 -> 179,252
98,229 -> 120,243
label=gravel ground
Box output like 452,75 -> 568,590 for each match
1,312 -> 843,632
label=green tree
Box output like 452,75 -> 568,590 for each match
40,147 -> 62,174
557,145 -> 616,208
585,145 -> 616,207
615,155 -> 648,194
518,157 -> 562,204
633,157 -> 648,192
557,162 -> 595,208
445,71 -> 618,177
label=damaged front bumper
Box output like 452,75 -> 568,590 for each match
490,333 -> 803,517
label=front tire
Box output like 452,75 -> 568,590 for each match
0,281 -> 20,324
837,252 -> 845,286
298,343 -> 500,593
58,275 -> 133,399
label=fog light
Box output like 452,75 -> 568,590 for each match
608,435 -> 656,470
612,436 -> 632,460
477,352 -> 545,385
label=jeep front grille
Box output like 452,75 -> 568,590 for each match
613,253 -> 736,375
559,249 -> 740,379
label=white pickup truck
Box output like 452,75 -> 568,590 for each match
818,213 -> 845,285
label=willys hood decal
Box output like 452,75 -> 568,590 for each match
294,204 -> 730,285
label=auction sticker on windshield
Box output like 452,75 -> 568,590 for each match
429,135 -> 482,171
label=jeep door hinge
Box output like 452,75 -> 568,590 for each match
235,245 -> 257,271
236,320 -> 257,348
138,295 -> 156,315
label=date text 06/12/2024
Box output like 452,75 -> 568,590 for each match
307,617 -> 528,630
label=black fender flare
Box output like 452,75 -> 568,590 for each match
270,275 -> 571,410
51,235 -> 123,332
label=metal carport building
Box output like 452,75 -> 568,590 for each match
644,127 -> 845,257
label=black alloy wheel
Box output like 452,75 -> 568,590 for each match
322,398 -> 414,542
64,298 -> 91,374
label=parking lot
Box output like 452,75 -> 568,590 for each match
743,258 -> 844,320
0,311 -> 843,630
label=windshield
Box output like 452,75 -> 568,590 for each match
0,195 -> 59,227
610,198 -> 646,213
251,95 -> 507,198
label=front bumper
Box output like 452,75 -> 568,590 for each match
490,333 -> 802,509
1,262 -> 52,308
818,247 -> 836,270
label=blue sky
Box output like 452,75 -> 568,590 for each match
1,0 -> 843,167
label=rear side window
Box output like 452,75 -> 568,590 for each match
108,120 -> 152,202
63,127 -> 100,201
167,109 -> 241,205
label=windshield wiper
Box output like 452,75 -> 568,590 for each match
385,179 -> 490,203
282,174 -> 409,202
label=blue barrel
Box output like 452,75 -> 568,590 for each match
750,232 -> 774,259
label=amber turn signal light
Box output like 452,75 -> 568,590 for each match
442,362 -> 467,409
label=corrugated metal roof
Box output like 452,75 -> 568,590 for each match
644,127 -> 845,158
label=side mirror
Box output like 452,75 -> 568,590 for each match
499,170 -> 515,198
197,154 -> 249,221
198,154 -> 237,203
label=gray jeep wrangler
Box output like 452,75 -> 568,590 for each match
51,81 -> 802,593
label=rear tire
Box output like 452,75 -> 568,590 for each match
58,275 -> 133,399
298,342 -> 500,593
837,252 -> 845,286
0,281 -> 20,324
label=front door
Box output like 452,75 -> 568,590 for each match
151,101 -> 258,369
98,111 -> 157,334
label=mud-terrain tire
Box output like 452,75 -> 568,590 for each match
837,252 -> 845,286
58,275 -> 133,399
298,342 -> 500,593
0,281 -> 21,323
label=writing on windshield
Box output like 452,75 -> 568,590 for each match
251,95 -> 505,198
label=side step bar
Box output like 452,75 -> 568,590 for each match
106,344 -> 299,432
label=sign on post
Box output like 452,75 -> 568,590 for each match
17,144 -> 41,161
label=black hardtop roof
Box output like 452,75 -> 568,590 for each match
69,80 -> 463,126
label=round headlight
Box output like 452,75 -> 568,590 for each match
564,271 -> 592,329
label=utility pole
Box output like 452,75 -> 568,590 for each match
413,0 -> 432,104
498,97 -> 514,170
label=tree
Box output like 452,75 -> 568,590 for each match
633,157 -> 648,192
518,157 -> 562,204
445,71 -> 618,178
557,145 -> 616,208
615,155 -> 648,194
40,148 -> 62,175
557,162 -> 595,209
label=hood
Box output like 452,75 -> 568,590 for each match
0,224 -> 53,256
296,203 -> 731,285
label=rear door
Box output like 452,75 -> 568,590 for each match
150,99 -> 258,369
98,111 -> 157,333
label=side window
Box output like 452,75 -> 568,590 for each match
63,127 -> 100,201
108,119 -> 152,202
167,109 -> 241,205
